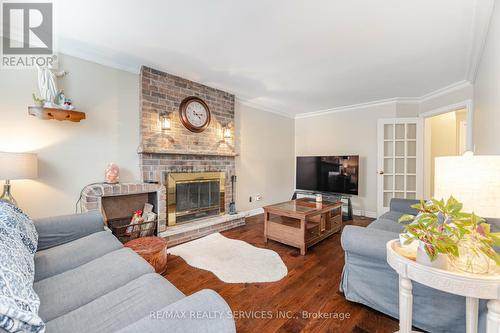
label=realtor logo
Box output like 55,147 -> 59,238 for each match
1,1 -> 55,68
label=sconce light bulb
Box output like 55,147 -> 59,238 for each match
161,115 -> 171,130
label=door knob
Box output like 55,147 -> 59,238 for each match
378,171 -> 384,175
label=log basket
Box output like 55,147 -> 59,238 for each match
107,216 -> 156,243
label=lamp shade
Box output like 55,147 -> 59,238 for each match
434,155 -> 500,218
0,152 -> 38,180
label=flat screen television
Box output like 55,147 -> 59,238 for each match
296,156 -> 359,195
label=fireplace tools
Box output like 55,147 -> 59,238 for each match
229,175 -> 237,215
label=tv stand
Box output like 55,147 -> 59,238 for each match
292,191 -> 353,221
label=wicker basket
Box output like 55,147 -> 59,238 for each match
107,216 -> 156,243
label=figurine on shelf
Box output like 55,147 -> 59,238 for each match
56,90 -> 65,106
53,90 -> 75,110
37,66 -> 68,108
105,163 -> 120,184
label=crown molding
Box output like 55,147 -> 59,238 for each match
235,98 -> 295,119
59,48 -> 474,121
465,0 -> 495,83
295,80 -> 473,119
294,97 -> 401,119
418,80 -> 473,102
56,40 -> 142,74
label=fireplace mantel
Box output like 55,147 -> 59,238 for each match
139,149 -> 238,157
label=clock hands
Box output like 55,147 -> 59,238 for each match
192,110 -> 203,120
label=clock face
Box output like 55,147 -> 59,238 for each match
179,97 -> 211,133
186,101 -> 208,127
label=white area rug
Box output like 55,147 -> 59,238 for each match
167,233 -> 288,283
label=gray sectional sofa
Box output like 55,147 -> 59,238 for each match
340,198 -> 494,333
24,211 -> 235,333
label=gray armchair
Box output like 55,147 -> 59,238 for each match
340,198 -> 489,333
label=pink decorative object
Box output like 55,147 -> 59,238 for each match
105,163 -> 120,184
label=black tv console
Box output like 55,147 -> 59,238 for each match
292,190 -> 353,221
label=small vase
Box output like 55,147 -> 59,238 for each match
416,242 -> 448,270
449,235 -> 491,274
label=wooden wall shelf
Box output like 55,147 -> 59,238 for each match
28,106 -> 86,122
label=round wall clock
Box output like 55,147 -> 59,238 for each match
179,96 -> 211,133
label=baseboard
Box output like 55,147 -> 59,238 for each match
244,208 -> 264,217
353,209 -> 377,218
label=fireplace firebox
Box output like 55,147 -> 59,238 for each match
166,172 -> 225,226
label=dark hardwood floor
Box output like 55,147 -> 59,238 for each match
163,214 -> 399,333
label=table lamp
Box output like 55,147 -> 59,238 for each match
434,153 -> 500,219
435,153 -> 500,273
0,152 -> 38,206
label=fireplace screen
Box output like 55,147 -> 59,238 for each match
175,180 -> 220,221
166,172 -> 225,225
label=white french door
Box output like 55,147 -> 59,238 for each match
377,118 -> 423,216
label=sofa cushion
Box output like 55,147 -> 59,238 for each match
117,289 -> 236,333
34,231 -> 123,282
378,210 -> 406,223
0,202 -> 44,333
486,218 -> 500,232
0,202 -> 38,254
389,198 -> 420,215
367,217 -> 405,234
45,273 -> 185,333
35,248 -> 154,322
35,211 -> 104,251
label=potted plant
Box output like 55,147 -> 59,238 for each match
399,196 -> 500,273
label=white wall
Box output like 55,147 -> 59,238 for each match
0,54 -> 140,218
396,102 -> 419,117
294,91 -> 474,216
235,102 -> 295,212
295,103 -> 398,216
427,111 -> 458,197
474,2 -> 500,154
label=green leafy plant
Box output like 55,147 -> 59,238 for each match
399,196 -> 500,265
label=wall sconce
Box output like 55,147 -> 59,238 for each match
159,113 -> 171,130
222,127 -> 231,140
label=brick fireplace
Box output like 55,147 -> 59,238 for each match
138,66 -> 246,245
81,67 -> 246,246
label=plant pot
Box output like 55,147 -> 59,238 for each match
449,235 -> 491,274
416,241 -> 448,270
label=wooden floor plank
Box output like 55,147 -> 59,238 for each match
163,214 -> 399,333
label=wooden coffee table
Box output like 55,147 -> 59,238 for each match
263,198 -> 342,255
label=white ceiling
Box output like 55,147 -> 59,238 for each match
54,0 -> 493,117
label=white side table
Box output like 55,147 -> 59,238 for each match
386,239 -> 500,333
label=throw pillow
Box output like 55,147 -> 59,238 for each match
0,202 -> 44,333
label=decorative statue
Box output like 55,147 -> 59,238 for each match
36,66 -> 68,107
105,163 -> 120,184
